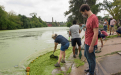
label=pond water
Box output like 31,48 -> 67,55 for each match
0,27 -> 85,74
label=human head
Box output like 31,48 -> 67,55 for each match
110,17 -> 113,20
79,4 -> 90,18
105,18 -> 107,21
101,29 -> 104,31
73,20 -> 77,25
52,34 -> 57,39
79,23 -> 82,26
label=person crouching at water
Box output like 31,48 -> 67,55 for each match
100,29 -> 108,39
52,34 -> 70,67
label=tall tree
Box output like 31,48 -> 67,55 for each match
0,6 -> 9,30
103,0 -> 121,26
64,0 -> 101,24
0,5 -> 48,30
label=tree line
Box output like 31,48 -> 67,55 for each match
0,5 -> 47,30
65,0 -> 121,27
65,0 -> 101,25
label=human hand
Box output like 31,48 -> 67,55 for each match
89,46 -> 94,53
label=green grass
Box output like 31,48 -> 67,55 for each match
66,67 -> 72,74
56,73 -> 64,75
106,35 -> 118,38
74,59 -> 85,68
28,47 -> 72,75
99,25 -> 103,29
56,65 -> 72,75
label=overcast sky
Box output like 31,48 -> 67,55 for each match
0,0 -> 112,22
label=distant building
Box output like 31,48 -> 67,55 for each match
46,22 -> 52,27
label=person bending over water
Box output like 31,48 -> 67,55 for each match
52,34 -> 70,67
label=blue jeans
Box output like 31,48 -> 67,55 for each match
104,25 -> 107,32
60,42 -> 70,51
84,44 -> 97,75
101,34 -> 105,38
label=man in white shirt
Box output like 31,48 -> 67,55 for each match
69,20 -> 81,58
110,18 -> 116,35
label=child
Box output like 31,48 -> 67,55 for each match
52,34 -> 70,67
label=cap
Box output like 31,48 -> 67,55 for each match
110,16 -> 113,18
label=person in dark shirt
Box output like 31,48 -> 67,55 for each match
108,18 -> 112,33
52,34 -> 70,67
116,26 -> 121,37
95,30 -> 103,50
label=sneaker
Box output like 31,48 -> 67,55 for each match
86,72 -> 93,75
61,59 -> 66,63
54,62 -> 60,67
73,55 -> 76,58
84,69 -> 89,73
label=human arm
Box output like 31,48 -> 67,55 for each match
79,29 -> 81,33
107,21 -> 108,25
69,31 -> 71,37
83,26 -> 86,29
100,37 -> 103,47
115,20 -> 117,24
78,25 -> 81,33
53,42 -> 58,52
89,27 -> 99,53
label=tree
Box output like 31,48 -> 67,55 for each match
103,0 -> 121,26
67,22 -> 72,27
0,6 -> 8,30
64,0 -> 101,24
0,5 -> 48,30
97,16 -> 102,21
8,11 -> 22,29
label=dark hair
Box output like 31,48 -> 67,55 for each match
55,34 -> 57,37
79,4 -> 90,12
101,29 -> 104,31
117,26 -> 119,28
73,20 -> 77,24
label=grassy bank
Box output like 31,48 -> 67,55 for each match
28,47 -> 72,75
106,35 -> 118,38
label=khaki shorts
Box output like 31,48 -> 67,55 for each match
109,25 -> 115,31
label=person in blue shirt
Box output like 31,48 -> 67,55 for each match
79,23 -> 86,31
52,34 -> 70,67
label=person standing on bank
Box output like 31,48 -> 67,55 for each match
103,18 -> 108,32
80,4 -> 99,75
52,34 -> 70,67
69,20 -> 81,58
108,17 -> 112,31
110,17 -> 116,35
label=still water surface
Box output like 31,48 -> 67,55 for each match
0,27 -> 70,70
0,27 -> 85,75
